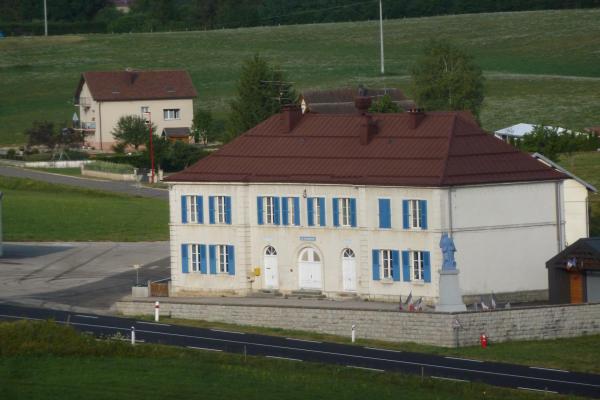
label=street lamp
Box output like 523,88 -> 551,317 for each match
144,112 -> 156,184
133,264 -> 141,286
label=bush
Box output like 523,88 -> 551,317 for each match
23,152 -> 53,162
6,149 -> 16,159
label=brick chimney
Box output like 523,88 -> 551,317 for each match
407,108 -> 425,129
354,96 -> 372,114
360,114 -> 378,145
280,104 -> 302,133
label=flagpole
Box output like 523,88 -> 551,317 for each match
379,0 -> 385,75
43,0 -> 48,36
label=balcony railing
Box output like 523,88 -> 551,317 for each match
75,97 -> 92,108
74,121 -> 96,132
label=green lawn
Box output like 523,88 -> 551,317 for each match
0,320 -> 583,400
0,176 -> 168,241
558,151 -> 600,236
27,167 -> 82,176
1,9 -> 600,145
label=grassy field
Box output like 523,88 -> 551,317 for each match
27,167 -> 82,176
0,320 -> 584,400
1,9 -> 600,145
558,151 -> 600,236
0,176 -> 168,241
141,316 -> 600,375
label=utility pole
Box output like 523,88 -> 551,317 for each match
379,0 -> 385,75
43,0 -> 48,36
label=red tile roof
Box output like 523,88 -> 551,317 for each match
75,70 -> 197,102
166,110 -> 567,187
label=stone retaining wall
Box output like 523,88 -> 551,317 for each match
115,300 -> 600,347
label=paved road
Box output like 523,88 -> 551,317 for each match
0,242 -> 170,312
1,304 -> 599,398
0,165 -> 168,199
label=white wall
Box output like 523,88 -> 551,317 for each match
563,179 -> 589,246
448,181 -> 561,296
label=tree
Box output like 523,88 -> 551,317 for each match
27,121 -> 57,149
368,94 -> 401,113
192,108 -> 218,144
411,40 -> 485,119
112,115 -> 156,150
228,54 -> 296,140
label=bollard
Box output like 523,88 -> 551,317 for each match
131,326 -> 135,345
154,301 -> 160,322
351,324 -> 356,343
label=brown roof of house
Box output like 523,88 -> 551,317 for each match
75,70 -> 197,102
166,110 -> 567,187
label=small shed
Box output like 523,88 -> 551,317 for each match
162,127 -> 192,143
546,238 -> 600,304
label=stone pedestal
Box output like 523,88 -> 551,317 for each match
436,269 -> 467,312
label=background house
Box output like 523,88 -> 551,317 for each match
164,100 -> 589,303
74,69 -> 197,150
547,238 -> 600,304
300,87 -> 415,114
494,123 -> 573,142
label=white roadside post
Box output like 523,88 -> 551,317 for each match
131,326 -> 135,345
351,324 -> 356,343
154,301 -> 160,322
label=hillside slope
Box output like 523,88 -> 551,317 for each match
1,9 -> 599,145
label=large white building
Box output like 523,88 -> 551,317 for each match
165,102 -> 591,303
74,70 -> 197,150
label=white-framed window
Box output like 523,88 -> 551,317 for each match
412,251 -> 425,281
315,198 -> 323,224
381,249 -> 393,280
141,106 -> 149,115
163,108 -> 181,120
216,196 -> 226,224
188,195 -> 197,223
217,245 -> 229,273
409,199 -> 422,228
287,197 -> 298,226
340,198 -> 351,226
190,244 -> 202,272
264,196 -> 275,224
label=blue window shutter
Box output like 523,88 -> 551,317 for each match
281,197 -> 289,226
402,200 -> 410,229
228,245 -> 235,275
200,245 -> 207,274
307,198 -> 315,226
273,197 -> 281,225
332,198 -> 339,227
293,197 -> 301,226
319,197 -> 326,226
257,196 -> 264,225
225,196 -> 232,224
391,250 -> 400,281
420,200 -> 428,230
209,245 -> 217,274
423,251 -> 431,283
350,198 -> 357,227
181,196 -> 188,224
209,196 -> 215,224
181,244 -> 189,273
372,249 -> 380,281
402,251 -> 411,281
379,199 -> 391,229
196,196 -> 204,224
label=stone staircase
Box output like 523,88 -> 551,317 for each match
290,290 -> 326,299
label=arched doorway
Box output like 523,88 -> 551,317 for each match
298,247 -> 322,290
342,248 -> 356,292
263,246 -> 278,289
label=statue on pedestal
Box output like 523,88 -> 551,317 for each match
436,232 -> 467,313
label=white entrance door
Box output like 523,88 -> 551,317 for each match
298,247 -> 322,290
263,246 -> 278,289
342,248 -> 356,292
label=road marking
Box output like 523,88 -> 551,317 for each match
137,321 -> 170,327
518,387 -> 558,394
1,313 -> 598,391
286,337 -> 321,343
210,329 -> 245,335
346,365 -> 384,372
187,346 -> 222,352
530,366 -> 569,373
365,347 -> 403,353
444,356 -> 484,363
266,355 -> 302,362
432,376 -> 470,383
74,314 -> 99,319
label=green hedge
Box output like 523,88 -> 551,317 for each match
85,160 -> 134,174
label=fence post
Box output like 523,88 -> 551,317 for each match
351,324 -> 356,343
131,326 -> 135,345
154,301 -> 160,322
